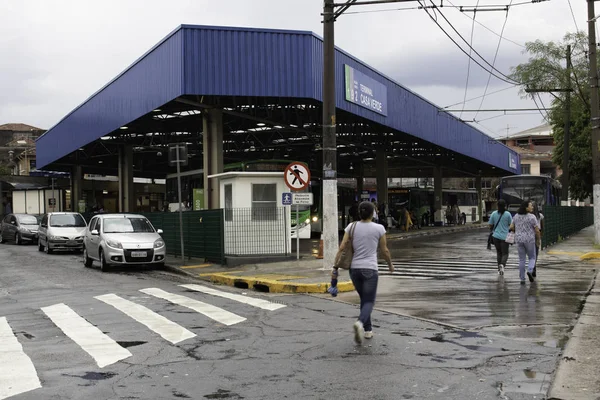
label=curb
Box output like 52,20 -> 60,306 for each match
208,273 -> 355,294
580,252 -> 600,261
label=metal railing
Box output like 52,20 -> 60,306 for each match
224,207 -> 289,256
542,206 -> 594,249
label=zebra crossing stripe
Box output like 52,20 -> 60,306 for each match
140,288 -> 246,326
95,294 -> 196,344
180,284 -> 286,311
0,317 -> 41,400
41,304 -> 132,368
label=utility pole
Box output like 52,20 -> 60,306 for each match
322,0 -> 339,269
588,0 -> 600,243
562,45 -> 572,204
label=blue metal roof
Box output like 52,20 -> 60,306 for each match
37,24 -> 519,174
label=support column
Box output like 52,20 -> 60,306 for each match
71,165 -> 83,213
203,109 -> 224,210
118,145 -> 135,212
355,161 -> 364,201
376,149 -> 388,208
0,181 -> 4,216
434,166 -> 443,226
476,176 -> 483,224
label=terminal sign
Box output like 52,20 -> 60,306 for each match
292,193 -> 313,206
345,65 -> 388,116
509,153 -> 518,170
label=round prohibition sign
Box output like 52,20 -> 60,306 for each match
284,162 -> 311,192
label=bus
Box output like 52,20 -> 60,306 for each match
498,175 -> 562,214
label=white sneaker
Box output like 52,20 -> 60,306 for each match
364,331 -> 374,339
353,321 -> 365,344
499,265 -> 505,276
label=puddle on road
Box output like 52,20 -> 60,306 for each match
63,371 -> 117,381
204,389 -> 244,399
117,340 -> 147,348
500,369 -> 551,396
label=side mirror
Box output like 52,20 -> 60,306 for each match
91,229 -> 99,236
157,229 -> 163,234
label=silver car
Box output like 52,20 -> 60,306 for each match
83,214 -> 166,272
38,212 -> 87,254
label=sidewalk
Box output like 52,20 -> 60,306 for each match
544,226 -> 600,400
163,223 -> 488,295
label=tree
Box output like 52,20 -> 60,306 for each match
509,32 -> 592,201
0,163 -> 11,176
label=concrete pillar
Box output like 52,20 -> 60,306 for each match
355,161 -> 364,201
71,165 -> 83,213
0,181 -> 4,216
203,109 -> 224,209
434,166 -> 443,225
118,145 -> 135,212
376,149 -> 388,208
476,176 -> 482,224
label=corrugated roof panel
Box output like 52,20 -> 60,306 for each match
182,27 -> 312,98
36,29 -> 185,168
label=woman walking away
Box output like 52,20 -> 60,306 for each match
333,201 -> 394,344
510,201 -> 541,284
488,199 -> 513,275
531,201 -> 544,277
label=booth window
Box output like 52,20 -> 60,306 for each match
252,184 -> 277,221
224,184 -> 233,221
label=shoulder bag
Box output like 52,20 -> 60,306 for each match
487,211 -> 504,249
334,222 -> 357,270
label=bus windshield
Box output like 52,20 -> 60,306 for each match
501,177 -> 546,211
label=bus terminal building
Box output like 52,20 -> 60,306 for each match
36,24 -> 520,255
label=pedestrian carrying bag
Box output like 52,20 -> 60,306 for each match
505,231 -> 515,244
487,211 -> 505,249
334,222 -> 357,270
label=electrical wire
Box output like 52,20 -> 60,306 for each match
474,1 -> 513,121
443,85 -> 516,108
418,1 -> 520,85
343,0 -> 544,15
532,94 -> 550,123
475,111 -> 541,123
444,0 -> 524,48
567,0 -> 580,33
460,4 -> 480,119
426,0 -> 522,85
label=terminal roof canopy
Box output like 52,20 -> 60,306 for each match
36,25 -> 520,179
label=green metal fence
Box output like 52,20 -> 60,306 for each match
82,210 -> 225,264
542,206 -> 594,249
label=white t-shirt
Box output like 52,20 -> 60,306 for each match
345,221 -> 386,271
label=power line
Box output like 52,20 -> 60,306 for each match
419,2 -> 520,85
567,0 -> 580,33
475,111 -> 541,123
443,85 -> 516,108
474,1 -> 513,121
343,0 -> 545,14
460,2 -> 480,119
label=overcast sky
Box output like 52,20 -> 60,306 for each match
0,0 -> 587,138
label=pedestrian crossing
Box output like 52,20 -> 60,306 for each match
378,258 -> 522,280
0,283 -> 286,400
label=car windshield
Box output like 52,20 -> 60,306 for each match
103,218 -> 155,233
50,214 -> 86,227
18,215 -> 39,225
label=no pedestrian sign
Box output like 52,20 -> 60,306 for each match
284,163 -> 310,192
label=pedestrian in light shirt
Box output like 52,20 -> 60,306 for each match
510,200 -> 541,284
488,199 -> 513,276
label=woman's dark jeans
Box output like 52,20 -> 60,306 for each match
493,237 -> 510,266
350,268 -> 379,332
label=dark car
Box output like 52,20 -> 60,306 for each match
0,214 -> 40,245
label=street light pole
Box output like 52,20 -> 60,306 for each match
322,0 -> 339,268
588,0 -> 600,243
562,45 -> 572,204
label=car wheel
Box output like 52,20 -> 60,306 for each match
44,243 -> 53,254
99,249 -> 109,272
15,233 -> 21,246
83,247 -> 93,268
0,233 -> 4,244
38,241 -> 44,252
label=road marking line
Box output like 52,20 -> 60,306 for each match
140,288 -> 246,326
41,304 -> 132,368
180,284 -> 286,311
0,317 -> 41,400
95,294 -> 196,344
181,264 -> 213,269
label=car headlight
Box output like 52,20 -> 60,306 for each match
19,227 -> 30,233
312,216 -> 318,222
48,235 -> 62,241
106,239 -> 122,249
154,239 -> 165,249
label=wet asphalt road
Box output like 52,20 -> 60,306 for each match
0,230 -> 595,399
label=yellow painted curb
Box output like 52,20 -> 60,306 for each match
208,273 -> 355,294
548,251 -> 586,256
580,252 -> 600,260
181,263 -> 213,269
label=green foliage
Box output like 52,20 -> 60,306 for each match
0,164 -> 11,176
509,32 -> 592,200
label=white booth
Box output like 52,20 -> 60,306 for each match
209,172 -> 293,256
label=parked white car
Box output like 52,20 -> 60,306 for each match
83,214 -> 166,272
38,212 -> 87,254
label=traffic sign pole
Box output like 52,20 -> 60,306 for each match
296,204 -> 300,260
